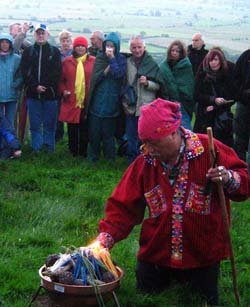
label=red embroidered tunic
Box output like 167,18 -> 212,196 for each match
98,130 -> 249,269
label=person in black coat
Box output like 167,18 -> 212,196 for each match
187,33 -> 208,77
20,24 -> 62,153
193,48 -> 237,147
233,49 -> 250,169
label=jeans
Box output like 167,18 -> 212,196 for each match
27,98 -> 57,152
125,115 -> 141,164
0,101 -> 17,130
88,114 -> 116,161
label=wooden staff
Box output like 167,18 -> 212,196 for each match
207,127 -> 240,305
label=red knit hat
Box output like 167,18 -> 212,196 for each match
138,98 -> 182,141
73,36 -> 88,48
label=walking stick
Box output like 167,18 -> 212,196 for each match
207,127 -> 240,305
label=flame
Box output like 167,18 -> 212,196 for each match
82,241 -> 119,278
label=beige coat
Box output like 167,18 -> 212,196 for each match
122,56 -> 160,116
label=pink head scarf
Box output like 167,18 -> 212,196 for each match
138,98 -> 182,141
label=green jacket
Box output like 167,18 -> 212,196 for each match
160,57 -> 194,117
137,51 -> 168,99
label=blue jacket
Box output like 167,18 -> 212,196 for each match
0,112 -> 20,150
89,32 -> 126,117
0,33 -> 22,103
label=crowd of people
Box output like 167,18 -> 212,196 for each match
0,22 -> 249,168
1,22 -> 249,306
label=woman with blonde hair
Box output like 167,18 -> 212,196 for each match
55,30 -> 73,142
58,30 -> 72,60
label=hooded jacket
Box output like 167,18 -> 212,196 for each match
0,33 -> 22,103
88,32 -> 127,118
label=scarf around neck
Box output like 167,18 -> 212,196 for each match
0,51 -> 10,56
75,53 -> 87,108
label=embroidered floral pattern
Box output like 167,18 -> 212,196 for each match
184,130 -> 204,160
185,182 -> 211,215
144,185 -> 168,217
170,158 -> 188,266
142,129 -> 204,165
141,129 -> 205,265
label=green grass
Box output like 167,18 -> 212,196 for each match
0,141 -> 249,306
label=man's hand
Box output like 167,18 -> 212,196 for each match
139,75 -> 149,87
206,105 -> 214,112
63,90 -> 71,97
80,240 -> 104,257
207,165 -> 230,185
104,65 -> 110,75
36,85 -> 47,93
215,97 -> 225,105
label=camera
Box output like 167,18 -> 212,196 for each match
29,23 -> 34,32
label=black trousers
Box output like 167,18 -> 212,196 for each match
67,117 -> 88,157
136,261 -> 220,305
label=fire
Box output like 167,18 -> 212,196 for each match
80,241 -> 119,278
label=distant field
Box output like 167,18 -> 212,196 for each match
0,1 -> 249,58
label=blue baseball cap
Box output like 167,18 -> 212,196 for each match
35,23 -> 48,32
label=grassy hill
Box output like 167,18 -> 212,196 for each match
0,142 -> 249,306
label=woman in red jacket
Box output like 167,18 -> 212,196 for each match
59,36 -> 95,156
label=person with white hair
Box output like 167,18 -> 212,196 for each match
58,30 -> 73,60
187,33 -> 208,76
55,30 -> 73,143
122,35 -> 168,164
88,30 -> 104,56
